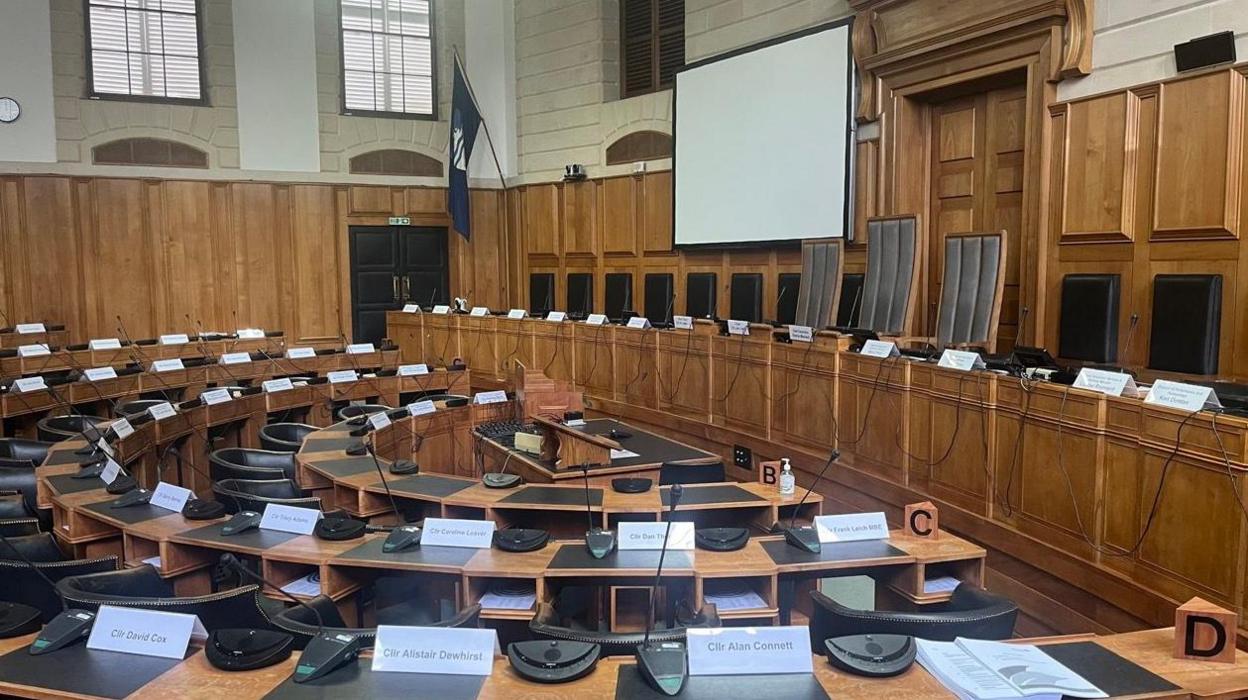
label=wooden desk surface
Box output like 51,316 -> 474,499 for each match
2,627 -> 1246,699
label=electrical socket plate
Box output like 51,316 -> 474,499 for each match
733,444 -> 752,469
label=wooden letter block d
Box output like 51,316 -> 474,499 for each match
904,501 -> 939,538
1175,597 -> 1237,663
758,460 -> 781,487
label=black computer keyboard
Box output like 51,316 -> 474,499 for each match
474,420 -> 536,447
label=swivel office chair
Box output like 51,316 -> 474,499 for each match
0,535 -> 117,622
258,423 -> 317,452
808,583 -> 1017,650
57,565 -> 273,631
211,478 -> 319,514
794,239 -> 845,329
209,447 -> 297,482
335,404 -> 391,422
36,414 -> 107,443
269,594 -> 481,649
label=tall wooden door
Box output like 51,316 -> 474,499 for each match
348,226 -> 449,344
928,84 -> 1026,352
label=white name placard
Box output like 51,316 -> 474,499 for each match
160,334 -> 189,346
111,417 -> 135,439
15,323 -> 46,334
474,390 -> 507,405
263,378 -> 294,393
861,339 -> 900,358
673,315 -> 694,330
147,402 -> 177,421
546,311 -> 567,322
149,482 -> 193,513
1144,379 -> 1221,412
687,627 -> 813,676
84,367 -> 118,381
586,313 -> 608,326
89,338 -> 122,351
18,344 -> 50,358
259,503 -> 321,535
432,305 -> 451,315
327,369 -> 358,384
727,319 -> 750,336
397,363 -> 429,377
96,438 -> 115,458
815,512 -> 890,543
626,316 -> 652,330
1073,368 -> 1137,397
100,459 -> 122,485
618,522 -> 695,551
151,358 -> 184,373
13,376 -> 47,393
469,306 -> 489,317
200,388 -> 232,406
285,347 -> 316,360
372,626 -> 496,675
937,349 -> 985,371
507,309 -> 526,320
408,400 -> 436,416
368,411 -> 392,431
788,325 -> 814,343
421,518 -> 495,548
346,343 -> 375,355
402,304 -> 420,313
87,605 -> 206,660
235,328 -> 265,339
219,352 -> 252,365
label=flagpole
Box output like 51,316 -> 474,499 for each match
453,46 -> 508,190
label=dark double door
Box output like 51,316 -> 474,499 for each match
349,226 -> 449,344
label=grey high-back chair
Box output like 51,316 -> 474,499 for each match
933,232 -> 1007,352
794,239 -> 844,329
858,216 -> 920,334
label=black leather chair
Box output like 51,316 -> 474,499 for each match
258,423 -> 317,452
335,404 -> 391,422
57,565 -> 273,631
36,414 -> 107,443
212,478 -> 318,514
0,440 -> 54,529
0,438 -> 52,467
858,216 -> 921,334
1058,274 -> 1120,364
529,601 -> 720,657
0,544 -> 118,622
209,447 -> 297,482
658,461 -> 725,486
1149,274 -> 1223,375
269,594 -> 482,649
808,583 -> 1017,649
795,239 -> 845,329
0,516 -> 41,537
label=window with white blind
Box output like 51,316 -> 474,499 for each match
339,0 -> 436,118
85,0 -> 205,103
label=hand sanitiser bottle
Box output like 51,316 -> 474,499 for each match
779,458 -> 795,496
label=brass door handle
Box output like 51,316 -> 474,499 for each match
393,275 -> 400,302
402,277 -> 411,301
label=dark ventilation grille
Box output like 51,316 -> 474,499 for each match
92,138 -> 208,168
621,0 -> 684,98
349,149 -> 443,177
605,130 -> 673,164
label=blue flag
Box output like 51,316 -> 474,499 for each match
448,55 -> 481,240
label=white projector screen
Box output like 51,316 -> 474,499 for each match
674,22 -> 854,247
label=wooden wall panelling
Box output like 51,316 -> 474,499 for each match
452,189 -> 508,310
421,313 -> 458,368
769,335 -> 839,453
1152,70 -> 1244,241
459,314 -> 499,385
230,183 -> 286,333
85,178 -> 159,339
915,366 -> 997,516
532,319 -> 573,384
710,327 -> 771,439
403,186 -> 447,217
641,170 -> 673,254
524,184 -> 560,256
159,180 -> 225,332
573,321 -> 615,397
656,324 -> 712,420
614,326 -> 658,409
854,139 -> 881,240
16,178 -> 84,337
348,186 -> 393,215
562,180 -> 598,257
495,317 -> 534,379
838,353 -> 908,484
294,185 -> 345,344
1054,92 -> 1136,244
601,175 -> 638,256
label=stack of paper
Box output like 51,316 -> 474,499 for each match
923,576 -> 961,594
280,572 -> 321,597
703,582 -> 768,612
480,582 -> 536,611
917,638 -> 1106,700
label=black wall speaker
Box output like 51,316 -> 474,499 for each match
644,273 -> 675,326
529,273 -> 555,315
729,273 -> 763,323
686,272 -> 717,319
777,273 -> 801,325
604,273 -> 633,322
1175,31 -> 1236,73
1148,274 -> 1222,375
1058,274 -> 1120,364
567,273 -> 594,319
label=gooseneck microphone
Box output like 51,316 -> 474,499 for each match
779,450 -> 840,554
582,463 -> 614,558
220,553 -> 360,683
636,483 -> 686,696
661,292 -> 677,329
1121,312 -> 1140,365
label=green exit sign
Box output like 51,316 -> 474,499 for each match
388,216 -> 411,226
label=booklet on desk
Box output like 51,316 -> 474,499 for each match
917,637 -> 1106,700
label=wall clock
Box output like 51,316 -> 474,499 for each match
0,98 -> 19,124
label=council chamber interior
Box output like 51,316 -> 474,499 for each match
1,0 -> 1248,698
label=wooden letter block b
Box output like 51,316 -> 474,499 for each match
905,501 -> 939,538
758,460 -> 780,487
1175,597 -> 1237,663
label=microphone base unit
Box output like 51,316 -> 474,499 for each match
782,525 -> 822,554
29,609 -> 95,655
221,511 -> 263,536
382,525 -> 422,553
824,634 -> 916,678
482,473 -> 522,489
293,631 -> 362,683
635,641 -> 688,696
585,529 -> 616,559
206,628 -> 295,672
507,639 -> 601,684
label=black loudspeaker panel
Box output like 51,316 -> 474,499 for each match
686,272 -> 717,319
644,273 -> 674,324
1174,31 -> 1236,72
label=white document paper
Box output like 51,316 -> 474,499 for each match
923,576 -> 961,594
610,448 -> 640,460
917,637 -> 1107,700
100,459 -> 122,485
280,572 -> 321,597
142,555 -> 162,570
703,589 -> 768,612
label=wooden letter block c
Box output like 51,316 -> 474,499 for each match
904,501 -> 939,538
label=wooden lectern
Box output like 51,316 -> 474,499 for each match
513,363 -> 583,421
532,415 -> 622,471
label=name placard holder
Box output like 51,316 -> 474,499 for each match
111,417 -> 135,439
788,325 -> 813,343
469,306 -> 490,317
687,627 -> 813,676
402,304 -> 420,313
546,311 -> 567,323
673,315 -> 694,330
368,411 -> 392,431
432,305 -> 451,315
236,328 -> 265,339
13,377 -> 48,393
727,319 -> 750,336
260,503 -> 321,535
937,349 -> 985,371
398,364 -> 429,376
147,402 -> 177,421
18,344 -> 50,358
149,482 -> 192,512
586,313 -> 608,326
408,400 -> 436,416
84,367 -> 118,381
160,334 -> 189,346
15,323 -> 46,334
474,390 -> 507,405
87,605 -> 207,660
346,343 -> 375,355
507,309 -> 527,320
219,352 -> 252,365
421,518 -> 495,548
372,626 -> 496,675
199,388 -> 232,406
861,339 -> 900,358
285,347 -> 315,360
1145,379 -> 1222,412
263,378 -> 294,393
618,522 -> 695,550
327,370 -> 358,384
626,316 -> 652,330
151,358 -> 184,372
814,512 -> 890,543
89,338 -> 122,351
1073,368 -> 1137,397
100,459 -> 122,484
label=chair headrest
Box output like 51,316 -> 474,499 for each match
0,532 -> 65,563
